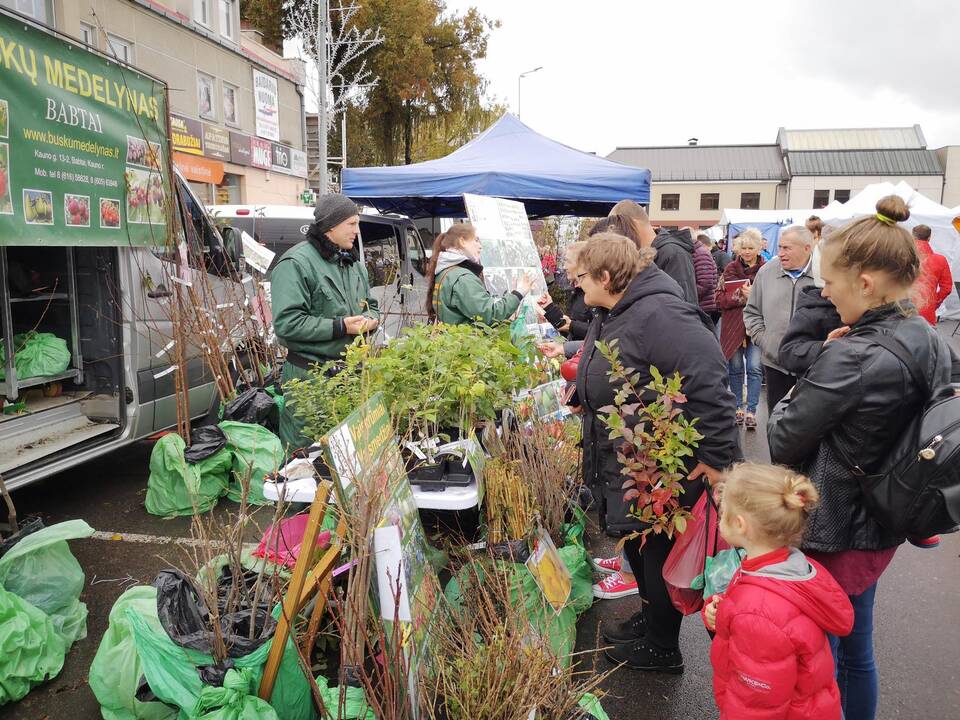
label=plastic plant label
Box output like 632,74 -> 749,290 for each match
525,527 -> 572,613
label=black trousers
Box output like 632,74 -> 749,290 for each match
764,365 -> 796,415
622,530 -> 681,650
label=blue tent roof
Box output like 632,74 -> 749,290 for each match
341,113 -> 650,218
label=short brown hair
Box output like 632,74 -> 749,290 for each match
720,463 -> 819,547
578,233 -> 643,294
806,215 -> 823,238
912,224 -> 931,241
589,214 -> 643,249
822,195 -> 919,287
609,199 -> 650,225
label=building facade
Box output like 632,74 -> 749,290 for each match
610,125 -> 954,224
779,126 -> 944,208
606,144 -> 790,228
4,0 -> 309,205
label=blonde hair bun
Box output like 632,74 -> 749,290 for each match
721,463 -> 819,547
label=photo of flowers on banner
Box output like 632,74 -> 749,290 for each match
124,168 -> 165,225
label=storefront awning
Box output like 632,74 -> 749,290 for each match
174,152 -> 225,185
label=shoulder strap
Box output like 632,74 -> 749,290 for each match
870,332 -> 930,397
431,267 -> 458,321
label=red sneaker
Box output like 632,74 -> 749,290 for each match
592,555 -> 622,575
592,571 -> 639,599
908,535 -> 940,549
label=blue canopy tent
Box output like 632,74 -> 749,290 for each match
341,114 -> 650,218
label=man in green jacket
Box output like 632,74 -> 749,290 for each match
270,193 -> 379,450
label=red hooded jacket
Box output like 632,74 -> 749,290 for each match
706,547 -> 854,720
914,240 -> 953,326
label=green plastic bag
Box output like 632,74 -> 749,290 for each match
0,584 -> 66,705
314,676 -> 374,720
578,692 -> 610,720
191,668 -> 278,720
145,435 -> 230,517
124,592 -> 316,720
219,421 -> 284,505
13,331 -> 70,379
89,586 -> 178,720
691,548 -> 746,600
0,519 -> 94,649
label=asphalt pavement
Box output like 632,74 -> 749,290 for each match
4,326 -> 960,719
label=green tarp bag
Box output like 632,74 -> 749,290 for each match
145,434 -> 231,517
123,589 -> 316,720
190,668 -> 278,720
314,677 -> 374,720
0,584 -> 66,705
218,421 -> 284,506
0,519 -> 94,650
89,586 -> 178,720
13,331 -> 70,379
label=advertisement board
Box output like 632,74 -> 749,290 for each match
252,69 -> 279,142
0,11 -> 171,246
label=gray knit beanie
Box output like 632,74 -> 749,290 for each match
313,193 -> 358,233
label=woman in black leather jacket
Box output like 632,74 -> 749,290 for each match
573,233 -> 738,674
767,196 -> 957,720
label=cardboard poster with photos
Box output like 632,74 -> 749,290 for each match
463,193 -> 547,296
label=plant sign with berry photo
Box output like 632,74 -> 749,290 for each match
99,198 -> 121,229
64,194 -> 90,227
596,339 -> 703,548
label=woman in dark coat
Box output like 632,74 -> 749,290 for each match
767,197 -> 959,719
715,230 -> 765,428
573,233 -> 739,674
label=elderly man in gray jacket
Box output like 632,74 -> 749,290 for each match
743,226 -> 815,414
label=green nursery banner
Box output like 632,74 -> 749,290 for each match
0,11 -> 171,246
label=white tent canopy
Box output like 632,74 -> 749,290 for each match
819,181 -> 960,319
718,208 -> 815,227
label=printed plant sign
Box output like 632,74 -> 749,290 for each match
0,11 -> 170,246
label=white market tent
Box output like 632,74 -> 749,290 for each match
818,181 -> 960,319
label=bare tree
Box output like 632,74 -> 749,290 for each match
287,0 -> 383,192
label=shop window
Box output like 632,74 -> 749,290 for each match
215,173 -> 242,205
661,193 -> 680,211
187,181 -> 213,205
223,83 -> 239,126
834,189 -> 851,203
700,193 -> 720,211
813,189 -> 830,209
740,192 -> 761,210
198,72 -> 217,121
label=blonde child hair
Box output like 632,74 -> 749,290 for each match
720,463 -> 819,546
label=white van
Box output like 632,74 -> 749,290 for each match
210,205 -> 431,336
1,171 -> 250,491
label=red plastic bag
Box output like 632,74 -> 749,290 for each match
252,514 -> 331,569
662,489 -> 727,615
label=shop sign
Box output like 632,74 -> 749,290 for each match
202,124 -> 230,161
250,137 -> 272,169
290,148 -> 308,178
173,152 -> 224,185
0,12 -> 171,247
270,142 -> 292,174
170,113 -> 203,156
252,69 -> 279,142
229,131 -> 251,166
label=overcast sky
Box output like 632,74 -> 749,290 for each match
443,0 -> 960,155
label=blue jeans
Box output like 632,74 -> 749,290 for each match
829,583 -> 878,720
727,341 -> 762,414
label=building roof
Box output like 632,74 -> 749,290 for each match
777,126 -> 926,151
787,150 -> 943,176
606,145 -> 787,182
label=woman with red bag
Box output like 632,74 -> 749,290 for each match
571,233 -> 740,673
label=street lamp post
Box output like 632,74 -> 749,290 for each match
517,66 -> 543,119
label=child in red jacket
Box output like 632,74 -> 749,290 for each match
703,464 -> 854,720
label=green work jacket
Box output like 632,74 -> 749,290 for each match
434,266 -> 522,326
270,241 -> 379,363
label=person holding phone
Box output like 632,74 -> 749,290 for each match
715,229 -> 765,429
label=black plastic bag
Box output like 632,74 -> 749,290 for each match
153,568 -> 277,684
222,387 -> 279,431
183,425 -> 228,464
